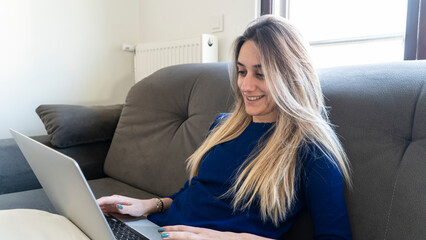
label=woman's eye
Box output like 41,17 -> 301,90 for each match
257,73 -> 265,79
238,70 -> 247,76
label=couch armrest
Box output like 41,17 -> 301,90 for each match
0,135 -> 109,195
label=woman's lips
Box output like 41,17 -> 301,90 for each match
245,95 -> 264,102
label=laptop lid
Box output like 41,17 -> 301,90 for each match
10,129 -> 117,240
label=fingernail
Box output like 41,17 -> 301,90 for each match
158,227 -> 165,232
161,232 -> 169,238
118,204 -> 123,210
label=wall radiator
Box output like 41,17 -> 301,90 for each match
134,34 -> 218,82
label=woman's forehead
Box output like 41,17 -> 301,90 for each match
237,40 -> 261,68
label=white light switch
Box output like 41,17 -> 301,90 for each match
210,14 -> 224,33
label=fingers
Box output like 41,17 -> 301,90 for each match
97,195 -> 139,207
114,203 -> 135,216
162,225 -> 203,234
158,225 -> 213,239
99,204 -> 120,214
99,202 -> 129,215
96,195 -> 125,206
158,226 -> 270,240
96,195 -> 131,214
97,195 -> 147,217
159,231 -> 196,240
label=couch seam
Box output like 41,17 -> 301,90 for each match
171,67 -> 204,140
383,140 -> 413,240
409,81 -> 425,141
382,163 -> 400,240
186,68 -> 204,118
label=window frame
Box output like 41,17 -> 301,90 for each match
261,0 -> 289,18
405,0 -> 426,60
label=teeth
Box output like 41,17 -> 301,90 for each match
247,96 -> 262,101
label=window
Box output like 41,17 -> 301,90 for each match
261,0 -> 411,68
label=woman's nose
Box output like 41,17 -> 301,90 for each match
240,74 -> 256,92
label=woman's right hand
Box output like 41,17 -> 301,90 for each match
96,195 -> 152,217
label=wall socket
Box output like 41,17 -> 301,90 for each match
122,44 -> 135,52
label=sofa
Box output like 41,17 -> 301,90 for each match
0,61 -> 425,239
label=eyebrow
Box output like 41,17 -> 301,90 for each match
237,61 -> 262,69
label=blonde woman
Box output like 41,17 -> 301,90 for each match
98,15 -> 352,240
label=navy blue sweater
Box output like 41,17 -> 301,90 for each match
148,114 -> 352,239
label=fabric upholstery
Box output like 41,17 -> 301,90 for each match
0,209 -> 89,239
0,138 -> 40,194
36,104 -> 122,148
287,61 -> 426,240
88,177 -> 159,200
0,186 -> 56,213
0,135 -> 109,195
104,63 -> 235,197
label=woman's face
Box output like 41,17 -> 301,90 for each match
237,40 -> 278,123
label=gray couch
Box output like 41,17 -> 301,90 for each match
0,61 -> 425,239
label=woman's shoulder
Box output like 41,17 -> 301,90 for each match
215,113 -> 230,122
208,113 -> 230,131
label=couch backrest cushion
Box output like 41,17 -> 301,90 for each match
286,61 -> 426,240
104,63 -> 234,197
323,61 -> 426,240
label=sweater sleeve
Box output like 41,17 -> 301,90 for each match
303,145 -> 352,240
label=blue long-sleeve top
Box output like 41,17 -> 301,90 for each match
148,114 -> 352,239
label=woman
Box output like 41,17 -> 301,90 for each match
97,15 -> 352,240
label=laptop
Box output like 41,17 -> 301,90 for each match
10,129 -> 162,240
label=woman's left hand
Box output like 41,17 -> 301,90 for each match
158,225 -> 272,240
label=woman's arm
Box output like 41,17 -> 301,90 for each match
304,150 -> 352,240
96,195 -> 173,217
97,179 -> 189,217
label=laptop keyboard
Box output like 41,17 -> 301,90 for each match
105,215 -> 150,240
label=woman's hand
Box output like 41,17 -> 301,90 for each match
96,195 -> 151,217
158,225 -> 273,240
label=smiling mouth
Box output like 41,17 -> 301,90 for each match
246,95 -> 264,101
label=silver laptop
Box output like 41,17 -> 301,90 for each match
10,129 -> 162,240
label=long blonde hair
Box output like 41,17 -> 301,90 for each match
186,15 -> 351,226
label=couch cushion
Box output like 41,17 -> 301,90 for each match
104,63 -> 234,197
36,104 -> 123,148
318,61 -> 426,240
383,80 -> 426,240
0,209 -> 89,240
283,61 -> 426,240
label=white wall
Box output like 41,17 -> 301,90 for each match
139,0 -> 259,62
0,0 -> 140,139
0,0 -> 259,139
